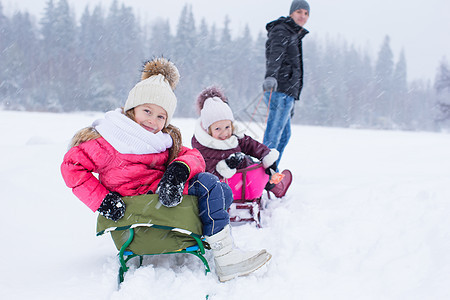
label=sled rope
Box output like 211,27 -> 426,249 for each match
249,90 -> 272,125
249,93 -> 264,123
262,90 -> 273,141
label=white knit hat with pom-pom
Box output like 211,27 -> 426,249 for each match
124,57 -> 180,126
196,86 -> 234,130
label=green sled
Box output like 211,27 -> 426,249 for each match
96,194 -> 210,285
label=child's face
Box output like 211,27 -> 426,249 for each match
133,103 -> 167,134
209,120 -> 233,140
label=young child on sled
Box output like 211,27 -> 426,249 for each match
191,86 -> 292,198
60,58 -> 271,282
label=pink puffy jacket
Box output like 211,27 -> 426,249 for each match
61,137 -> 205,211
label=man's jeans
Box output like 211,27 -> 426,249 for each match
263,91 -> 295,168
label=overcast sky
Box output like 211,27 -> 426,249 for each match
4,0 -> 450,81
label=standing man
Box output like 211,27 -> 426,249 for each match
262,0 -> 310,168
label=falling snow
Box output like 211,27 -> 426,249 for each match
1,110 -> 449,299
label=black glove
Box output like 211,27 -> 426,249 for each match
262,77 -> 278,92
97,192 -> 126,222
225,152 -> 245,169
157,162 -> 190,207
265,162 -> 277,175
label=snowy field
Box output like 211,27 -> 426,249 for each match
1,110 -> 449,299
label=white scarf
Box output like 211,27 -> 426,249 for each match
93,109 -> 173,154
193,119 -> 246,150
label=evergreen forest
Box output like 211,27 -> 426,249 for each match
1,0 -> 450,131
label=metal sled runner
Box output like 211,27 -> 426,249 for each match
96,194 -> 210,285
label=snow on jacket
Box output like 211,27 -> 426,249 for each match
265,16 -> 309,100
61,136 -> 205,212
191,119 -> 278,179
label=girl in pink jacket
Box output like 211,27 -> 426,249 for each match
60,58 -> 270,282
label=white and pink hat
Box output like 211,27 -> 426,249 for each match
196,86 -> 234,130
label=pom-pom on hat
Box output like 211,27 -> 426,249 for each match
196,86 -> 234,131
124,57 -> 180,126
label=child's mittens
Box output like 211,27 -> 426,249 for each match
97,192 -> 126,221
217,152 -> 245,178
225,152 -> 245,169
157,161 -> 190,207
262,149 -> 279,170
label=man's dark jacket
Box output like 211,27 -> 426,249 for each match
265,16 -> 309,100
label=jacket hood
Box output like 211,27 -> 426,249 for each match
266,16 -> 309,38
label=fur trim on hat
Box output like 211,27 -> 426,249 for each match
196,86 -> 228,115
141,57 -> 179,91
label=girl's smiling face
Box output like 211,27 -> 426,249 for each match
209,119 -> 233,140
133,103 -> 167,133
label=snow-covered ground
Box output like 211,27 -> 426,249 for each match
1,110 -> 449,299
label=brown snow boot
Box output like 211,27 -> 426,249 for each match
270,169 -> 292,198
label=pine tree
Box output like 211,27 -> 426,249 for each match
103,1 -> 143,108
0,1 -> 9,56
173,4 -> 197,117
320,37 -> 345,126
7,12 -> 39,109
229,25 -> 254,104
38,0 -> 61,110
343,44 -> 366,126
79,5 -> 106,67
217,15 -> 233,90
0,1 -> 12,108
78,4 -> 116,111
435,58 -> 450,125
374,35 -> 394,126
148,18 -> 173,57
359,50 -> 374,127
195,18 -> 213,87
297,34 -> 320,125
54,0 -> 78,111
392,49 -> 408,127
435,58 -> 450,93
204,23 -> 221,85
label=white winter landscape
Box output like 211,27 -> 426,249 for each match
1,110 -> 449,299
